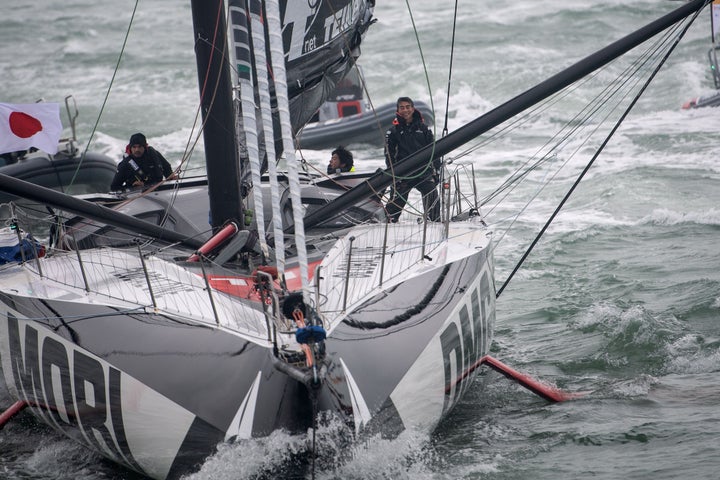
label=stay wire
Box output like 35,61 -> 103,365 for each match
115,0 -> 227,231
442,0 -> 459,139
156,0 -> 228,225
69,0 -> 140,188
479,16 -> 684,225
487,18 -> 685,246
495,10 -> 702,299
391,0 -> 436,183
446,14 -> 684,193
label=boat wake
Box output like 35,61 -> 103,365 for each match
184,416 -> 439,480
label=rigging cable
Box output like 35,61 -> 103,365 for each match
394,0 -> 437,183
434,14 -> 687,256
495,8 -> 704,298
118,0 -> 226,231
442,0 -> 460,139
441,12 -> 687,191
484,23 -> 679,248
69,0 -> 139,188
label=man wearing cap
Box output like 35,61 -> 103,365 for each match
384,96 -> 440,222
110,133 -> 177,191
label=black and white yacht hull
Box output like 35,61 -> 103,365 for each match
0,220 -> 494,479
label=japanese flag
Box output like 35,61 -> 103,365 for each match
0,102 -> 63,155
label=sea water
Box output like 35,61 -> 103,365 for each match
2,1 -> 720,479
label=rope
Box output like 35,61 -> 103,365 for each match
439,16 -> 688,258
65,0 -> 210,235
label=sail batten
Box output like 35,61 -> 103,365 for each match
266,0 -> 312,304
248,0 -> 286,273
230,1 -> 270,260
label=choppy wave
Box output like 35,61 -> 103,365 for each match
3,1 -> 720,479
640,207 -> 720,226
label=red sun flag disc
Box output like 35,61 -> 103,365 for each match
9,111 -> 43,138
0,102 -> 62,155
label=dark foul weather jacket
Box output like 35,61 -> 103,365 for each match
384,109 -> 438,177
110,146 -> 173,190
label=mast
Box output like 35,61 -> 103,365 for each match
190,0 -> 243,231
300,0 -> 711,231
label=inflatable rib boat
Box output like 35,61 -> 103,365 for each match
295,67 -> 435,150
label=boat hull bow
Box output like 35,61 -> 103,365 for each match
0,220 -> 495,479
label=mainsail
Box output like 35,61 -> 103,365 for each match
197,0 -> 373,234
223,0 -> 373,299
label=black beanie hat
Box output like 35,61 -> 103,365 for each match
129,133 -> 147,147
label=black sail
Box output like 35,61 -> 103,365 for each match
200,0 -> 375,231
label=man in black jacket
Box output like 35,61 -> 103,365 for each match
110,133 -> 177,191
384,97 -> 440,222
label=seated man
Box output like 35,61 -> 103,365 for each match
110,133 -> 177,190
327,145 -> 355,174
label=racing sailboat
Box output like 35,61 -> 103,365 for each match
0,1 -> 711,479
0,2 -> 492,478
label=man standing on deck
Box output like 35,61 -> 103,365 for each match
384,96 -> 440,222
